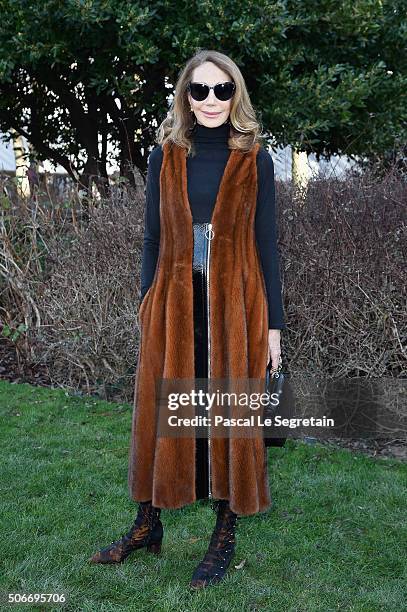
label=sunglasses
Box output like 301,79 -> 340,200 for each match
187,81 -> 236,102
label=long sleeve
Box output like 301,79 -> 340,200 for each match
139,146 -> 163,305
255,148 -> 286,330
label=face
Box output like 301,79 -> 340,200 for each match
187,61 -> 234,128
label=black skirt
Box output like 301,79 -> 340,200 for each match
192,222 -> 211,500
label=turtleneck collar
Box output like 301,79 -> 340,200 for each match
191,120 -> 230,143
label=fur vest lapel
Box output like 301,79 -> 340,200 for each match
128,140 -> 271,516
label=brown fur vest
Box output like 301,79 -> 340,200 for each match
128,139 -> 271,516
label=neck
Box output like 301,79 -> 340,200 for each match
192,120 -> 230,143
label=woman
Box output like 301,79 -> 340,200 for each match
89,49 -> 286,589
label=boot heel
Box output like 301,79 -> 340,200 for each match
147,539 -> 162,554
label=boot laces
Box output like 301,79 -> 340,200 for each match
113,502 -> 160,544
205,501 -> 238,563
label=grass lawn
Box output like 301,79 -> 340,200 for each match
0,379 -> 406,612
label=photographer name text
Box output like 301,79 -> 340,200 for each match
166,415 -> 334,429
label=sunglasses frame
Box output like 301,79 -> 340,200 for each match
187,80 -> 236,102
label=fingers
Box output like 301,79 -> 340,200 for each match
267,330 -> 281,370
270,351 -> 281,372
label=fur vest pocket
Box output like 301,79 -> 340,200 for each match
128,140 -> 271,516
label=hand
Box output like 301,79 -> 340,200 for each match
267,329 -> 281,371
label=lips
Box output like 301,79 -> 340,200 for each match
202,111 -> 221,117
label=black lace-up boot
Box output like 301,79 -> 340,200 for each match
88,500 -> 163,564
190,499 -> 238,589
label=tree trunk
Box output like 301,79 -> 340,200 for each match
10,128 -> 30,199
292,148 -> 311,204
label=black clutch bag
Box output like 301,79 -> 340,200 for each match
263,357 -> 288,447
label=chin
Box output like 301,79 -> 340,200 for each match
198,112 -> 227,127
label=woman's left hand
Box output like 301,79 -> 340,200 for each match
267,329 -> 281,371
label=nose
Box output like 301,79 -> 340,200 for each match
206,88 -> 217,104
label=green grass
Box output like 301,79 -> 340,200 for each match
0,379 -> 406,612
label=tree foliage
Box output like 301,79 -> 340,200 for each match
0,0 -> 405,190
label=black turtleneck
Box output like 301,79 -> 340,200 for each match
140,121 -> 286,330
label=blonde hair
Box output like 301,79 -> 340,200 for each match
156,49 -> 265,156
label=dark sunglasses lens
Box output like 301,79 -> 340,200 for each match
189,83 -> 209,101
214,82 -> 235,100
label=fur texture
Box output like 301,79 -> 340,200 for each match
128,140 -> 271,516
